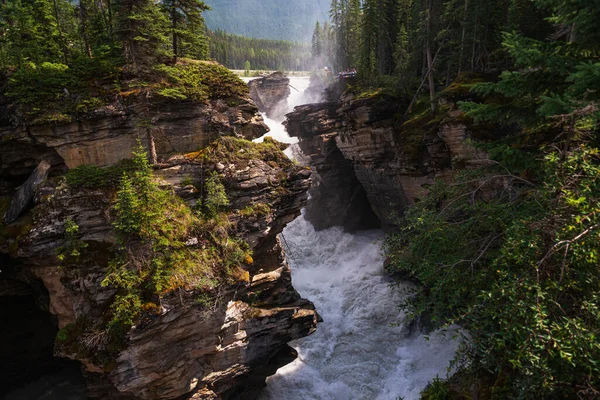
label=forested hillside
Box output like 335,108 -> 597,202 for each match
0,0 -> 252,126
204,0 -> 329,42
208,30 -> 312,71
320,0 -> 600,398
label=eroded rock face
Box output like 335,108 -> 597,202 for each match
0,92 -> 317,399
285,94 -> 489,230
248,72 -> 291,121
0,97 -> 268,172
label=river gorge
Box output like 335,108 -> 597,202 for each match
1,72 -> 462,400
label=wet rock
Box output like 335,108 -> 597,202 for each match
248,72 -> 291,121
0,93 -> 316,399
3,160 -> 51,224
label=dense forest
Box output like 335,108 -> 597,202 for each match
319,0 -> 600,398
0,0 -> 257,128
0,0 -> 210,70
208,29 -> 312,71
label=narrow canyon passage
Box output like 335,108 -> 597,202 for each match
0,256 -> 86,400
257,78 -> 461,400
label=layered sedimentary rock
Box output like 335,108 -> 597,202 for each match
0,97 -> 268,183
248,72 -> 290,121
0,88 -> 317,399
285,91 -> 489,230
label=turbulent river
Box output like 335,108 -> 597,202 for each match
254,76 -> 462,400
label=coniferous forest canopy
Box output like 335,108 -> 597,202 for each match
208,29 -> 312,71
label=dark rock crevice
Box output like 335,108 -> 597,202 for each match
0,256 -> 85,397
296,135 -> 380,232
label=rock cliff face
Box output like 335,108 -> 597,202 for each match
0,88 -> 317,399
285,90 -> 489,230
0,97 -> 268,179
248,72 -> 290,121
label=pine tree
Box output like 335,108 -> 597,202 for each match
312,21 -> 322,58
162,0 -> 209,60
461,0 -> 600,135
114,0 -> 170,69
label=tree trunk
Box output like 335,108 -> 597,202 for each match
425,0 -> 436,113
457,0 -> 469,76
147,128 -> 158,165
80,0 -> 93,58
107,0 -> 113,39
171,2 -> 178,59
52,0 -> 69,64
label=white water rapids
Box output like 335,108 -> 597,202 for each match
253,77 -> 462,400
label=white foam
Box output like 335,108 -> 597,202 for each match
260,213 -> 461,400
251,76 -> 312,144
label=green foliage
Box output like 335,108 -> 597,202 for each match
186,136 -> 292,167
101,144 -> 250,336
57,217 -> 89,263
5,57 -> 119,123
162,0 -> 210,60
202,172 -> 229,218
66,160 -> 138,189
202,0 -> 330,42
239,203 -> 271,218
386,145 -> 600,398
153,61 -> 248,101
421,376 -> 450,400
208,29 -> 312,71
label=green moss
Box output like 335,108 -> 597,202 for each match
153,61 -> 249,102
239,203 -> 271,218
442,72 -> 486,101
395,101 -> 451,159
0,196 -> 10,218
0,213 -> 33,251
6,58 -> 246,125
6,59 -> 116,124
186,136 -> 292,167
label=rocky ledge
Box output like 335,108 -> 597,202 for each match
0,84 -> 317,399
284,87 -> 490,230
248,72 -> 290,121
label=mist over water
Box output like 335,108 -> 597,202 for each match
242,76 -> 318,145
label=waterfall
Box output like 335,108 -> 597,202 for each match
258,77 -> 462,400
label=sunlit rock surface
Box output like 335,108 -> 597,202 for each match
248,72 -> 291,121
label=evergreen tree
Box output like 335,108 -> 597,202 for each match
312,21 -> 322,58
162,0 -> 209,60
114,0 -> 171,69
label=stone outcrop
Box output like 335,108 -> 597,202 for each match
0,87 -> 317,399
3,160 -> 51,224
0,97 -> 268,184
248,72 -> 290,121
285,91 -> 489,230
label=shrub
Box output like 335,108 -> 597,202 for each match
386,145 -> 600,398
101,144 -> 249,334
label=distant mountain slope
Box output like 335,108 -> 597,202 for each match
204,0 -> 330,42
